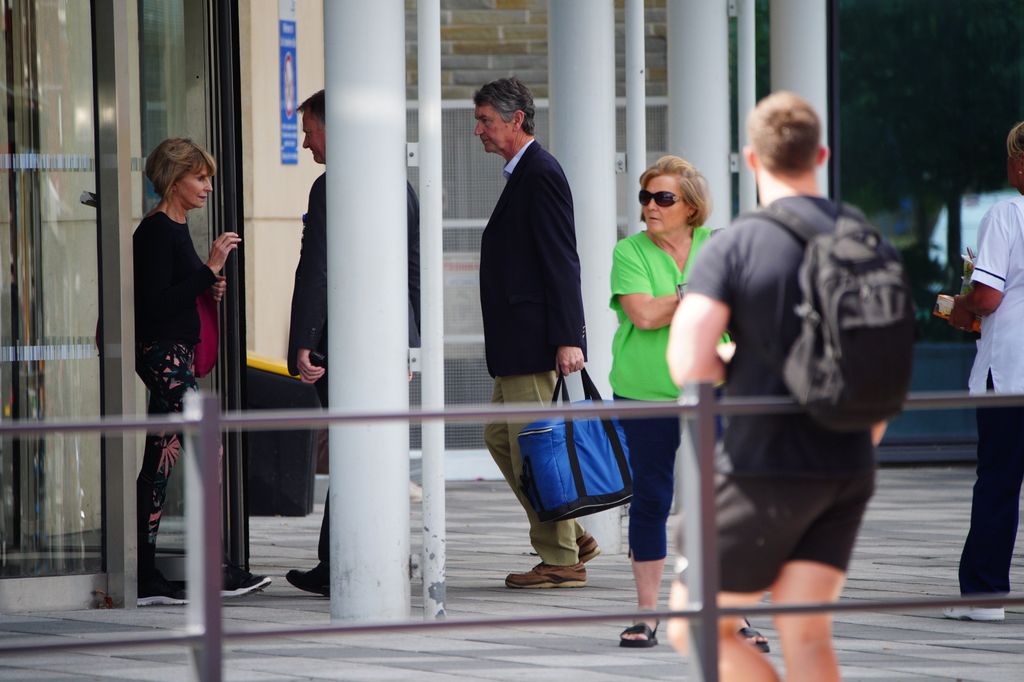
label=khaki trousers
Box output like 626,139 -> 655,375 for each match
484,372 -> 583,566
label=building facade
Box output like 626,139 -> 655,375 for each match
2,0 -> 1022,611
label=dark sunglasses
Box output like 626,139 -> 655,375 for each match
638,189 -> 681,207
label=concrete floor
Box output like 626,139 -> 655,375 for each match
1,465 -> 1023,681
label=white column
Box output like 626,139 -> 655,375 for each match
770,0 -> 830,195
625,0 -> 647,234
667,0 -> 731,227
417,0 -> 447,620
737,0 -> 757,212
184,393 -> 223,681
324,0 -> 410,621
549,0 -> 622,553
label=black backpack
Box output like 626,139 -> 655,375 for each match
758,201 -> 916,432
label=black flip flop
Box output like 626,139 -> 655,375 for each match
619,622 -> 659,648
738,625 -> 770,653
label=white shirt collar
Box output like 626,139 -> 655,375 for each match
502,139 -> 535,180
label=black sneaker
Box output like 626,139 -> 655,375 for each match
285,562 -> 330,597
138,570 -> 187,606
222,563 -> 272,598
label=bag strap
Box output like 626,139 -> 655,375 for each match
563,410 -> 631,497
557,368 -> 631,495
552,367 -> 603,404
550,373 -> 571,405
757,202 -> 825,245
745,201 -> 828,374
578,368 -> 630,484
597,411 -> 631,488
562,419 -> 587,495
579,367 -> 604,402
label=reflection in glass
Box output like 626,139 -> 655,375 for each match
839,0 -> 1024,443
1,0 -> 102,576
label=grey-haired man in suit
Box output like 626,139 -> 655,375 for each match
474,77 -> 598,589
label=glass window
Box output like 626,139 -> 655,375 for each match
838,0 -> 1024,446
1,0 -> 102,577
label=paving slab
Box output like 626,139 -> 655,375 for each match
2,465 -> 1024,680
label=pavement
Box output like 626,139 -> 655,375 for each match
1,465 -> 1023,681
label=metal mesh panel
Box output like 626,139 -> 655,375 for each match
409,100 -> 669,451
613,100 -> 669,237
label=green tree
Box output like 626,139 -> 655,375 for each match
839,0 -> 1024,338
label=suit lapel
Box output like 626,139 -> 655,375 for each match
488,142 -> 540,224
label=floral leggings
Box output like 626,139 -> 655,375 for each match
135,341 -> 197,548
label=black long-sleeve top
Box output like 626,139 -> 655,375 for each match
133,211 -> 216,344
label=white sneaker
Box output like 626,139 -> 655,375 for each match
943,606 -> 1005,622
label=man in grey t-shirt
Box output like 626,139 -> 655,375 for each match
665,92 -> 886,681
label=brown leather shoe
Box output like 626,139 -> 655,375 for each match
505,562 -> 587,588
576,532 -> 601,564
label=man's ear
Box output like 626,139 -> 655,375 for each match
512,110 -> 525,129
742,145 -> 758,172
815,145 -> 830,167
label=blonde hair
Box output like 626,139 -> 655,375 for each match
638,155 -> 711,227
746,91 -> 820,175
1007,121 -> 1024,160
145,138 -> 217,198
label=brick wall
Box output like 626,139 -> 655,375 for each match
406,0 -> 668,100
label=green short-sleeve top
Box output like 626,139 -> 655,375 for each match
609,227 -> 713,401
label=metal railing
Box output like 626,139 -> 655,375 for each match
2,387 -> 1024,682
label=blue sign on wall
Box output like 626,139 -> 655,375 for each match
279,1 -> 298,165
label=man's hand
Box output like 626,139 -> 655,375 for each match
555,346 -> 584,376
296,347 -> 326,384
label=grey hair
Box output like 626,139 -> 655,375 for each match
473,77 -> 535,135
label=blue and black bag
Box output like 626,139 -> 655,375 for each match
517,369 -> 632,522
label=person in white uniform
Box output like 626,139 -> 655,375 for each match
945,120 -> 1024,622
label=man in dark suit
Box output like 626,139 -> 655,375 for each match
474,77 -> 599,589
285,89 -> 421,596
287,90 -> 329,396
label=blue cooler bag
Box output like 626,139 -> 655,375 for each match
518,369 -> 632,522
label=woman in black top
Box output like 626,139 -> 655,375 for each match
133,138 -> 253,605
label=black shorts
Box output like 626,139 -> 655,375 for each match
679,471 -> 875,593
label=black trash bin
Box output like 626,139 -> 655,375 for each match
246,355 -> 320,516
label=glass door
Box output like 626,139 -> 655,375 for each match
0,0 -> 103,577
133,0 -> 248,574
1,0 -> 247,593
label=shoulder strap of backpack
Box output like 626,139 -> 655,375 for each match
834,202 -> 883,240
748,200 -> 832,373
757,202 -> 828,245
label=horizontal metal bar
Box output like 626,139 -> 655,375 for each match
4,382 -> 1017,668
217,400 -> 701,432
1,593 -> 1020,658
0,630 -> 203,657
4,390 -> 1024,438
0,413 -> 193,436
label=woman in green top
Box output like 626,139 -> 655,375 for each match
612,155 -> 713,648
